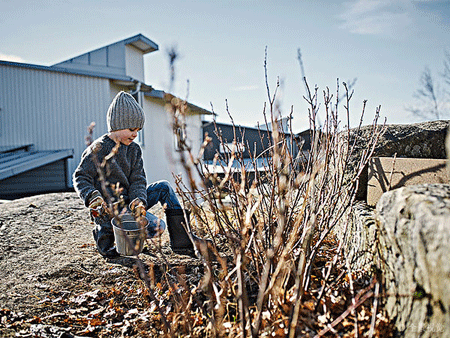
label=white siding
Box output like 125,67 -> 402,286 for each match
141,97 -> 174,184
125,45 -> 145,82
0,64 -> 111,187
183,113 -> 204,186
185,114 -> 204,156
140,96 -> 204,188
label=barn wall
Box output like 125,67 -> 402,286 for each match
0,63 -> 111,187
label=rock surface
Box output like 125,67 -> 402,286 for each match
351,120 -> 449,159
447,126 -> 450,175
338,201 -> 377,271
376,184 -> 450,337
0,192 -> 200,315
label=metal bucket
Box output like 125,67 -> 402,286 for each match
112,214 -> 147,256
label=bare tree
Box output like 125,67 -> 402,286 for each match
408,66 -> 441,120
408,51 -> 450,121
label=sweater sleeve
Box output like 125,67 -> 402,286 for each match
72,147 -> 100,207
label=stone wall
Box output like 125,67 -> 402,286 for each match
338,121 -> 450,336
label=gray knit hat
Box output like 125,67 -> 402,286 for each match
107,91 -> 145,132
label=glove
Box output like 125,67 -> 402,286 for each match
130,198 -> 146,218
89,196 -> 105,209
89,194 -> 107,218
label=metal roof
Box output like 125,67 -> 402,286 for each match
203,158 -> 270,173
0,149 -> 73,181
146,90 -> 214,116
1,34 -> 156,85
0,60 -> 141,83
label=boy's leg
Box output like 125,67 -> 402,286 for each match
92,213 -> 119,258
146,180 -> 182,209
146,180 -> 211,257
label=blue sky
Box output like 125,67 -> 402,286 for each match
1,0 -> 449,131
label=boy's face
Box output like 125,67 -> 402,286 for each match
110,128 -> 141,145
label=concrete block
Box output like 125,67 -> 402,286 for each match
367,157 -> 449,206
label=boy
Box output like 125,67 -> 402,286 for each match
73,91 -> 203,258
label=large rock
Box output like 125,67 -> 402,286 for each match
351,120 -> 449,159
338,122 -> 450,335
376,184 -> 450,337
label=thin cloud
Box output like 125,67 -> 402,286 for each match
231,85 -> 259,92
339,0 -> 414,35
0,53 -> 25,63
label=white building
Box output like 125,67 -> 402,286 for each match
0,34 -> 212,198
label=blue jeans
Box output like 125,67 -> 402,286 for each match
146,180 -> 182,210
144,180 -> 182,237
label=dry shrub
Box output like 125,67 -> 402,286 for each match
163,68 -> 387,337
85,50 -> 389,337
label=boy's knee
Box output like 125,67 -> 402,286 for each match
148,180 -> 172,192
161,180 -> 172,192
146,218 -> 166,238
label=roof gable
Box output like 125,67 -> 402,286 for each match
51,34 -> 158,80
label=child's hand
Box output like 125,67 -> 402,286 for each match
89,196 -> 107,217
130,198 -> 146,218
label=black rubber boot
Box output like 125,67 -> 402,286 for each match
165,209 -> 206,257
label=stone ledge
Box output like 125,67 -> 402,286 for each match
367,157 -> 449,206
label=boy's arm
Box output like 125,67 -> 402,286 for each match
73,150 -> 102,207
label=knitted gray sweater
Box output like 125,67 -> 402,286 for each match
73,134 -> 147,207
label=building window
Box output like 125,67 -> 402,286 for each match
174,127 -> 186,151
219,142 -> 245,154
137,128 -> 144,146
